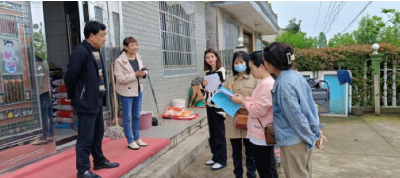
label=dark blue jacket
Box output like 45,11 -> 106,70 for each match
64,40 -> 107,113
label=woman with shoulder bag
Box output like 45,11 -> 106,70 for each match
231,51 -> 278,178
223,51 -> 258,178
114,37 -> 148,150
262,42 -> 327,178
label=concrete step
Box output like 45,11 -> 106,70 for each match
127,126 -> 210,178
120,108 -> 208,177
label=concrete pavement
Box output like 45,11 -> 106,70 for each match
176,115 -> 400,178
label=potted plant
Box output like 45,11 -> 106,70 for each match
352,105 -> 365,116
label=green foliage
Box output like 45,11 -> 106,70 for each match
275,31 -> 317,49
352,15 -> 384,45
33,22 -> 47,60
328,32 -> 356,47
294,43 -> 400,106
379,9 -> 400,46
382,8 -> 400,24
317,32 -> 327,48
286,18 -> 302,34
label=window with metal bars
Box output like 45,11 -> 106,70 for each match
159,1 -> 197,77
223,15 -> 240,50
95,6 -> 103,23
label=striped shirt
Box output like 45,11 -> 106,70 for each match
129,59 -> 140,93
200,67 -> 226,117
92,51 -> 106,93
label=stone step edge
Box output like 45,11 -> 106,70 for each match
121,117 -> 208,177
128,126 -> 210,178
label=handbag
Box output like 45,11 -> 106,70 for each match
235,114 -> 248,130
257,118 -> 277,145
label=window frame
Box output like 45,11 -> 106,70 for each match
158,1 -> 198,78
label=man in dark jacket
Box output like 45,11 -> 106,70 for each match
65,21 -> 119,178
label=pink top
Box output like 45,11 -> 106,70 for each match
244,76 -> 275,141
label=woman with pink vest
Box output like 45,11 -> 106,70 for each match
231,51 -> 278,178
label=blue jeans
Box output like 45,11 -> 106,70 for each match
120,92 -> 142,144
40,92 -> 53,139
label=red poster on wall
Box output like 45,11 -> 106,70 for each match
19,24 -> 29,90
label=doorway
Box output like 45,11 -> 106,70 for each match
43,1 -> 81,147
243,30 -> 253,52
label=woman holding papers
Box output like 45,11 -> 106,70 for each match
223,51 -> 258,178
262,42 -> 326,178
231,51 -> 278,178
201,48 -> 227,171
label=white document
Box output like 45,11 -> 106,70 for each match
214,88 -> 233,98
204,73 -> 220,92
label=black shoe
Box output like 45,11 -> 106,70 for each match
77,170 -> 101,178
94,160 -> 120,170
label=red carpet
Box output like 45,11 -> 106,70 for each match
3,137 -> 170,178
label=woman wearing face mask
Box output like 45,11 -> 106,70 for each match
263,42 -> 327,178
223,51 -> 258,178
201,48 -> 227,171
114,37 -> 147,150
231,51 -> 278,178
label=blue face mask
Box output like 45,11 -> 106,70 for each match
234,64 -> 247,73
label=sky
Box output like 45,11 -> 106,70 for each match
270,1 -> 399,40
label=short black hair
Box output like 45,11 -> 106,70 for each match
249,51 -> 264,68
232,51 -> 251,76
84,21 -> 106,39
263,42 -> 294,70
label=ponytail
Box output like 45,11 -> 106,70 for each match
120,49 -> 126,54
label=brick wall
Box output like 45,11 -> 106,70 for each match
122,1 -> 206,115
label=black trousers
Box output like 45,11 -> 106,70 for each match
76,93 -> 107,174
206,106 -> 227,166
252,143 -> 279,178
230,138 -> 257,178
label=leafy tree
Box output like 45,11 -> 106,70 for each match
328,32 -> 356,47
379,9 -> 400,46
286,18 -> 302,34
352,15 -> 385,44
317,32 -> 327,48
33,22 -> 47,60
275,31 -> 317,49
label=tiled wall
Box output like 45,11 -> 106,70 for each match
43,2 -> 69,71
122,1 -> 207,115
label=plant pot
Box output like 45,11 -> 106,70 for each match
352,106 -> 365,116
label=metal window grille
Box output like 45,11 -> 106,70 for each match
223,15 -> 240,50
218,49 -> 234,76
112,12 -> 120,58
159,1 -> 197,77
95,6 -> 103,23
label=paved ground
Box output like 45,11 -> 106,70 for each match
176,114 -> 400,178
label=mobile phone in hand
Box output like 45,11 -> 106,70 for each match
316,138 -> 323,148
141,67 -> 148,71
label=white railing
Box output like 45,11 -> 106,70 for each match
381,60 -> 399,107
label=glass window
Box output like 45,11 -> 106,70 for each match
159,1 -> 197,77
223,16 -> 240,50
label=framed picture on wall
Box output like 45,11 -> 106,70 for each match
1,38 -> 22,74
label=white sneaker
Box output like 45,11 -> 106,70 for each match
135,139 -> 147,147
32,139 -> 46,145
211,163 -> 225,171
128,142 -> 140,150
205,159 -> 215,166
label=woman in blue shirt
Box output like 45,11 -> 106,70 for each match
262,42 -> 327,178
